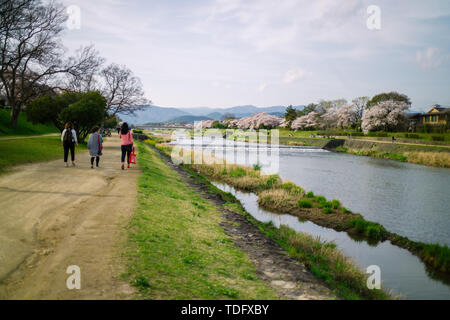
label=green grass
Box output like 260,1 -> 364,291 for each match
348,218 -> 388,241
181,165 -> 391,300
298,199 -> 313,208
0,136 -> 87,173
278,128 -> 450,143
123,142 -> 277,299
144,135 -> 450,275
0,109 -> 58,137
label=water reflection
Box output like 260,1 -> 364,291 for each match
213,183 -> 450,300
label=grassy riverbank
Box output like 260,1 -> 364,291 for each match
184,166 -> 391,299
123,142 -> 277,299
141,137 -> 392,299
150,127 -> 450,167
190,160 -> 450,274
335,142 -> 450,168
0,136 -> 87,174
141,132 -> 450,274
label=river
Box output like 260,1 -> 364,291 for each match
165,131 -> 450,299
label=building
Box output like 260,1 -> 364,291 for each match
406,105 -> 449,132
421,106 -> 449,126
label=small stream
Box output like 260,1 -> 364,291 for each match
213,183 -> 450,300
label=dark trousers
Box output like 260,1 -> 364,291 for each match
121,144 -> 132,163
63,141 -> 75,162
91,156 -> 100,166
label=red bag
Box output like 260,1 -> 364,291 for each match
129,147 -> 136,164
98,135 -> 103,155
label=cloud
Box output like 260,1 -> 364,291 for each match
258,83 -> 268,92
189,0 -> 367,54
415,47 -> 447,69
283,68 -> 309,84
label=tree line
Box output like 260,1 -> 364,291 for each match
0,0 -> 149,140
285,92 -> 412,134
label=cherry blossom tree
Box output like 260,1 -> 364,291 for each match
233,112 -> 283,129
361,100 -> 410,134
320,108 -> 338,129
291,111 -> 320,130
336,105 -> 358,129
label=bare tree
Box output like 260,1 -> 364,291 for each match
100,63 -> 149,117
0,0 -> 102,127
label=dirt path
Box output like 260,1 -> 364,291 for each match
0,136 -> 138,299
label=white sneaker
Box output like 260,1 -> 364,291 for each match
65,163 -> 69,167
72,162 -> 76,167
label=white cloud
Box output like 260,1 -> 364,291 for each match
258,83 -> 268,92
415,47 -> 446,70
283,68 -> 309,84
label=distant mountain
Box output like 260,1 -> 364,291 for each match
206,112 -> 223,120
119,105 -> 189,124
121,104 -> 304,124
183,105 -> 304,118
167,115 -> 212,123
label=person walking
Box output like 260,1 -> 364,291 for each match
87,126 -> 103,169
61,122 -> 78,167
119,122 -> 133,170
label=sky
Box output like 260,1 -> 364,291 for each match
60,0 -> 450,111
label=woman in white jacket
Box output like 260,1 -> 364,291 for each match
61,122 -> 78,167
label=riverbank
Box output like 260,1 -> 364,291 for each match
124,142 -> 338,299
140,130 -> 450,276
143,127 -> 450,168
139,137 -> 392,299
188,159 -> 450,275
333,139 -> 450,168
276,134 -> 449,168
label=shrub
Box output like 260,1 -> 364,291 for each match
314,195 -> 326,203
322,208 -> 334,214
404,133 -> 420,139
342,207 -> 353,214
367,131 -> 388,137
331,199 -> 340,209
253,163 -> 261,171
281,182 -> 304,196
431,135 -> 445,141
324,201 -> 333,208
265,175 -> 280,188
351,132 -> 364,137
298,199 -> 313,208
348,218 -> 387,240
306,191 -> 315,198
133,128 -> 143,134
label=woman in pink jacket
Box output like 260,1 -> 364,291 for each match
119,122 -> 134,170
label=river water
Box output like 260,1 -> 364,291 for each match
166,132 -> 450,299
